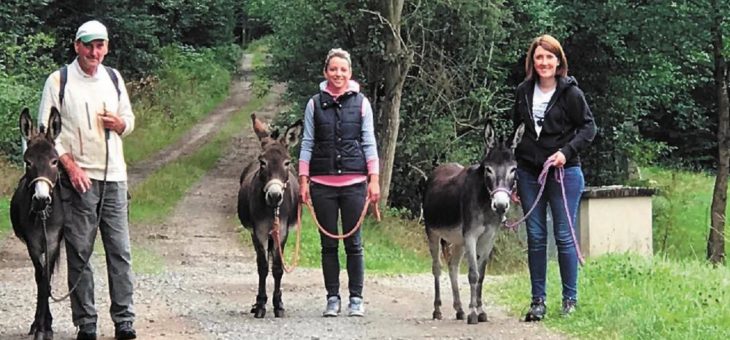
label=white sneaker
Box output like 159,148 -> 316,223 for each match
348,297 -> 365,317
322,296 -> 341,317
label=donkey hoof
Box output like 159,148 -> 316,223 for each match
432,310 -> 442,320
467,312 -> 479,324
478,312 -> 488,322
254,308 -> 266,318
274,308 -> 285,318
33,330 -> 51,340
455,310 -> 465,320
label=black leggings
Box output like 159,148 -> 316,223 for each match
310,181 -> 366,299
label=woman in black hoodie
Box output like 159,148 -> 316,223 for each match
512,34 -> 596,321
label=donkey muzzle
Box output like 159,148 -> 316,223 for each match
264,179 -> 286,207
490,188 -> 511,215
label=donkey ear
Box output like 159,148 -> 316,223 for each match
510,123 -> 525,150
19,107 -> 33,141
279,120 -> 302,148
251,113 -> 270,140
47,107 -> 62,140
483,122 -> 496,150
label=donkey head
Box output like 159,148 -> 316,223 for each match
480,122 -> 525,215
20,107 -> 62,212
251,113 -> 302,208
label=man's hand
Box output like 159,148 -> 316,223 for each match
60,154 -> 91,193
98,113 -> 125,135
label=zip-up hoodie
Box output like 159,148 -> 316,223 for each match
512,76 -> 596,173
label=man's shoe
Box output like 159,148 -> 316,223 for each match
561,298 -> 577,316
76,323 -> 97,340
348,297 -> 365,317
114,321 -> 137,340
524,297 -> 546,322
322,296 -> 341,317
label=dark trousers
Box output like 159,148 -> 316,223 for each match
310,181 -> 366,299
60,175 -> 135,326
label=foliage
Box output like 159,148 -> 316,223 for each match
492,254 -> 730,339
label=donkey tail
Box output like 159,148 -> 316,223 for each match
440,239 -> 451,263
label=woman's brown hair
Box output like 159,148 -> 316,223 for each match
525,34 -> 569,80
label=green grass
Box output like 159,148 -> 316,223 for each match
0,197 -> 10,239
129,92 -> 270,224
642,166 -> 730,261
491,254 -> 730,339
276,209 -> 431,274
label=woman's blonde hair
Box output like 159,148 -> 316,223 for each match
525,34 -> 569,80
323,48 -> 352,72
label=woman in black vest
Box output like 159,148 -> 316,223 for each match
298,48 -> 380,317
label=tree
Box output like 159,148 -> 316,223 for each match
369,0 -> 412,206
708,0 -> 728,265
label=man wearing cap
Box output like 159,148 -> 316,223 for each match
38,20 -> 136,340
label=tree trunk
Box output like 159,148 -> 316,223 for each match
376,0 -> 412,207
708,0 -> 727,265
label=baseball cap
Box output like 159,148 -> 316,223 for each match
75,20 -> 108,43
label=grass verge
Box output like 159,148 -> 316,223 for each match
491,254 -> 730,339
642,166 -> 730,261
0,197 -> 10,239
129,93 -> 269,224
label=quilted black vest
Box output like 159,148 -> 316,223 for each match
309,91 -> 367,175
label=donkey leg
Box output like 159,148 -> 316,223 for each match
427,233 -> 443,320
272,236 -> 286,318
251,235 -> 268,318
463,236 -> 481,324
476,258 -> 489,322
31,258 -> 50,340
475,229 -> 497,323
447,244 -> 465,320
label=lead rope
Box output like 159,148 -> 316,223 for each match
505,160 -> 585,266
304,198 -> 381,240
44,124 -> 109,302
269,206 -> 302,273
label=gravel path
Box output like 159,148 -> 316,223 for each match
0,55 -> 569,340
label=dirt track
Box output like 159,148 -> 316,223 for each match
0,55 -> 568,340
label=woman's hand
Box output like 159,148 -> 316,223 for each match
548,151 -> 566,168
299,176 -> 310,203
367,175 -> 380,202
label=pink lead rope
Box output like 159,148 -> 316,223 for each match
505,160 -> 585,266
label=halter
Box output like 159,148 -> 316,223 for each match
263,178 -> 287,193
28,176 -> 56,190
489,187 -> 512,198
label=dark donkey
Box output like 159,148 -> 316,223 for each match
238,114 -> 302,318
10,107 -> 64,340
423,122 -> 524,324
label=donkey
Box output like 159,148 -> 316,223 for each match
423,122 -> 525,324
10,107 -> 64,340
237,114 -> 302,318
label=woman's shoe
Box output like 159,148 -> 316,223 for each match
561,298 -> 577,316
524,298 -> 546,322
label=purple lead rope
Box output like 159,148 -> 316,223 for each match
505,160 -> 585,266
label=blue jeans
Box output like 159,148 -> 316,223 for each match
517,166 -> 584,302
